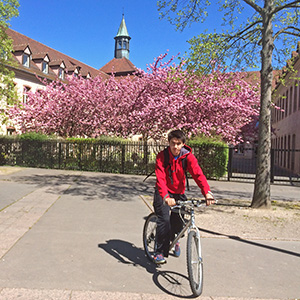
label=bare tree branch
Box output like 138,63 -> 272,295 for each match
274,25 -> 300,39
242,0 -> 263,14
230,20 -> 262,39
272,0 -> 300,14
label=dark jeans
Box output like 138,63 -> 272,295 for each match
153,188 -> 187,257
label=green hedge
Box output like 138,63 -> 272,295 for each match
187,137 -> 228,179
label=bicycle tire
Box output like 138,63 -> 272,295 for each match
143,212 -> 158,262
187,230 -> 203,297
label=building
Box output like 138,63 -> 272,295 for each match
100,14 -> 136,77
2,28 -> 109,135
1,15 -> 136,135
271,44 -> 300,175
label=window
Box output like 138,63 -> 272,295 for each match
287,135 -> 291,169
22,53 -> 30,67
279,97 -> 282,121
289,87 -> 293,115
285,91 -> 288,117
275,98 -> 279,122
42,61 -> 49,74
299,83 -> 300,110
59,67 -> 64,79
7,128 -> 16,135
73,68 -> 79,77
1,49 -> 8,60
123,40 -> 127,49
23,86 -> 31,104
294,82 -> 297,112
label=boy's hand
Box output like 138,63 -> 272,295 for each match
205,192 -> 215,206
165,197 -> 176,207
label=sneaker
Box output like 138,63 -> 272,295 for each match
174,242 -> 181,257
153,253 -> 166,264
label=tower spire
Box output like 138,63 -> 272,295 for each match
114,14 -> 131,59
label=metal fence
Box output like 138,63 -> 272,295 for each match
228,147 -> 300,183
0,140 -> 164,175
0,139 -> 299,184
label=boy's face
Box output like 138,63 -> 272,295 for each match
169,137 -> 184,157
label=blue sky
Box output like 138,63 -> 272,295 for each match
9,0 -> 228,71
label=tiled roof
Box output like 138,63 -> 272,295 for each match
100,57 -> 136,76
6,28 -> 109,80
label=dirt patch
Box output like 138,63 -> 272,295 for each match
0,166 -> 23,175
140,195 -> 300,241
196,199 -> 300,241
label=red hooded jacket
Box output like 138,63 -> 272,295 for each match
155,145 -> 210,200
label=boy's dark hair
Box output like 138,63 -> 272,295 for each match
168,129 -> 186,144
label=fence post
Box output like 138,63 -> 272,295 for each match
144,140 -> 148,175
227,147 -> 233,181
58,142 -> 62,169
121,144 -> 125,174
78,143 -> 82,170
270,148 -> 275,183
98,143 -> 102,172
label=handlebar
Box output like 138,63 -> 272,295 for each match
172,199 -> 217,209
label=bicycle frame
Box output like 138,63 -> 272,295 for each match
169,204 -> 201,252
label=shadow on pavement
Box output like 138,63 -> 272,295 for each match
12,173 -> 156,201
199,228 -> 300,258
153,270 -> 195,298
98,239 -> 156,274
98,239 -> 195,298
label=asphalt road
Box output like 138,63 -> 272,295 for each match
0,167 -> 299,299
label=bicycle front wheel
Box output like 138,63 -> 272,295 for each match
187,230 -> 203,297
143,212 -> 158,262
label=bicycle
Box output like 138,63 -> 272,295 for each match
143,199 -> 212,297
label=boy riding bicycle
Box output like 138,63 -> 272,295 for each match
153,129 -> 214,264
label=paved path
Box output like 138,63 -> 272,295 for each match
0,167 -> 299,300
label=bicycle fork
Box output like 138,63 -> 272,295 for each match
191,211 -> 203,264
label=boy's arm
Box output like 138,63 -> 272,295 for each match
187,153 -> 211,197
155,151 -> 170,201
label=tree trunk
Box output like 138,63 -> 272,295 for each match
251,1 -> 273,209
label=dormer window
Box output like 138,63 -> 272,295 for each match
22,46 -> 32,68
42,54 -> 50,74
74,67 -> 79,77
59,67 -> 64,79
49,60 -> 65,79
22,53 -> 30,67
42,61 -> 48,74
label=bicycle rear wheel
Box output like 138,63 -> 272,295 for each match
143,212 -> 158,262
187,230 -> 203,297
